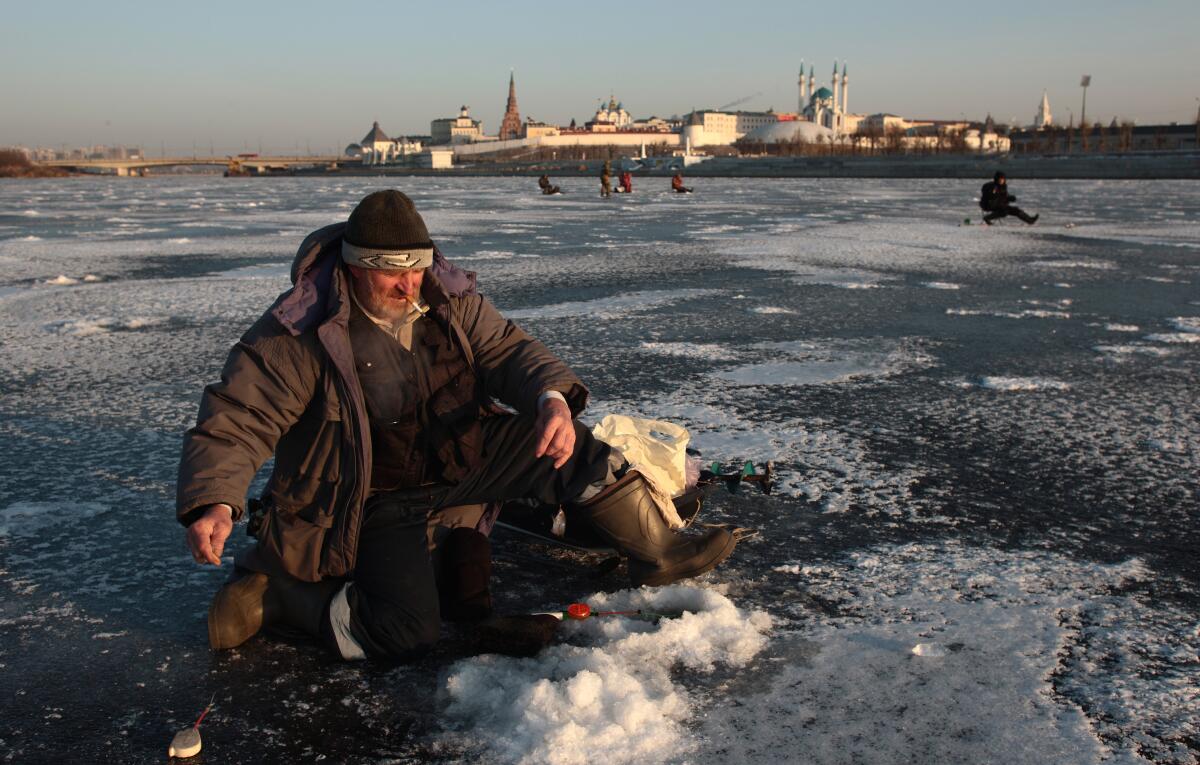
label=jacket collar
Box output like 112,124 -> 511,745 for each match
272,221 -> 477,336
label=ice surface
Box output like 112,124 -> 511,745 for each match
0,501 -> 109,536
0,176 -> 1197,763
503,289 -> 719,321
701,542 -> 1197,765
714,338 -> 931,387
976,376 -> 1072,391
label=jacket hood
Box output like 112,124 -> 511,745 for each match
993,171 -> 1006,183
272,222 -> 477,336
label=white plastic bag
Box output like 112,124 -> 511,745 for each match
591,415 -> 690,528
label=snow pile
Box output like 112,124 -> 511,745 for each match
977,376 -> 1071,391
922,281 -> 962,290
1104,323 -> 1140,332
440,586 -> 771,765
701,543 -> 1199,764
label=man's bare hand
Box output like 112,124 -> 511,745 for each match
534,397 -> 575,469
186,504 -> 234,566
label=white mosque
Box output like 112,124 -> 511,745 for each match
798,60 -> 856,135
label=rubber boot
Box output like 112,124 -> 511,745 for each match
208,571 -> 340,650
1018,211 -> 1039,224
575,471 -> 737,586
439,527 -> 493,623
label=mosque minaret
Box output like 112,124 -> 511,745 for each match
841,63 -> 848,115
832,61 -> 840,113
798,60 -> 807,110
797,59 -> 853,135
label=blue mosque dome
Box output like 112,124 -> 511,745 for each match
813,87 -> 833,100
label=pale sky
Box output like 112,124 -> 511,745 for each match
2,0 -> 1196,154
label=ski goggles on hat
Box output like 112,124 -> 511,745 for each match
341,241 -> 434,270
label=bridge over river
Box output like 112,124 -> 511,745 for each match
38,154 -> 342,176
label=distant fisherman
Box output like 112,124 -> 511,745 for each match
538,174 -> 561,195
177,190 -> 737,662
671,171 -> 693,194
600,161 -> 612,198
979,171 -> 1038,225
619,171 -> 633,194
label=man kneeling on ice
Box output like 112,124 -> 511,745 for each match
177,190 -> 737,661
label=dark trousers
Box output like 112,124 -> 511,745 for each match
983,204 -> 1035,224
345,415 -> 612,659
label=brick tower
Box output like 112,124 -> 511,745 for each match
499,71 -> 522,140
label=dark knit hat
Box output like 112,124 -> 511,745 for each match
342,190 -> 434,269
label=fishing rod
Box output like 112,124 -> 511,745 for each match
537,602 -> 681,623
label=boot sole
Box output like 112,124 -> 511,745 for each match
631,531 -> 738,587
208,573 -> 268,650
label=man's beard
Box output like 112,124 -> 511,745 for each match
354,281 -> 422,325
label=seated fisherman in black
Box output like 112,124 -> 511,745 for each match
980,171 -> 1038,225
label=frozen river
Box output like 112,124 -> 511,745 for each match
0,176 -> 1197,763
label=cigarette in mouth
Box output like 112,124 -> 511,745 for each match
404,296 -> 429,315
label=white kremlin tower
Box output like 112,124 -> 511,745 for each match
1034,91 -> 1053,129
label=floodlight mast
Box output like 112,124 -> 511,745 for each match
1080,75 -> 1092,128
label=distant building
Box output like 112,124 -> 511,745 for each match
631,116 -> 678,132
859,113 -> 911,133
1033,91 -> 1053,129
682,109 -> 791,147
499,73 -> 522,141
588,96 -> 633,130
360,121 -> 393,164
1009,122 -> 1198,153
418,148 -> 455,169
740,120 -> 835,145
431,106 -> 485,145
799,61 -> 862,135
521,118 -> 559,139
353,122 -> 423,164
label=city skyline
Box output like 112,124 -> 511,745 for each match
2,0 -> 1196,154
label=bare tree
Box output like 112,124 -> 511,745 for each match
883,125 -> 906,154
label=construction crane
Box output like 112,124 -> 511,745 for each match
717,92 -> 763,111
